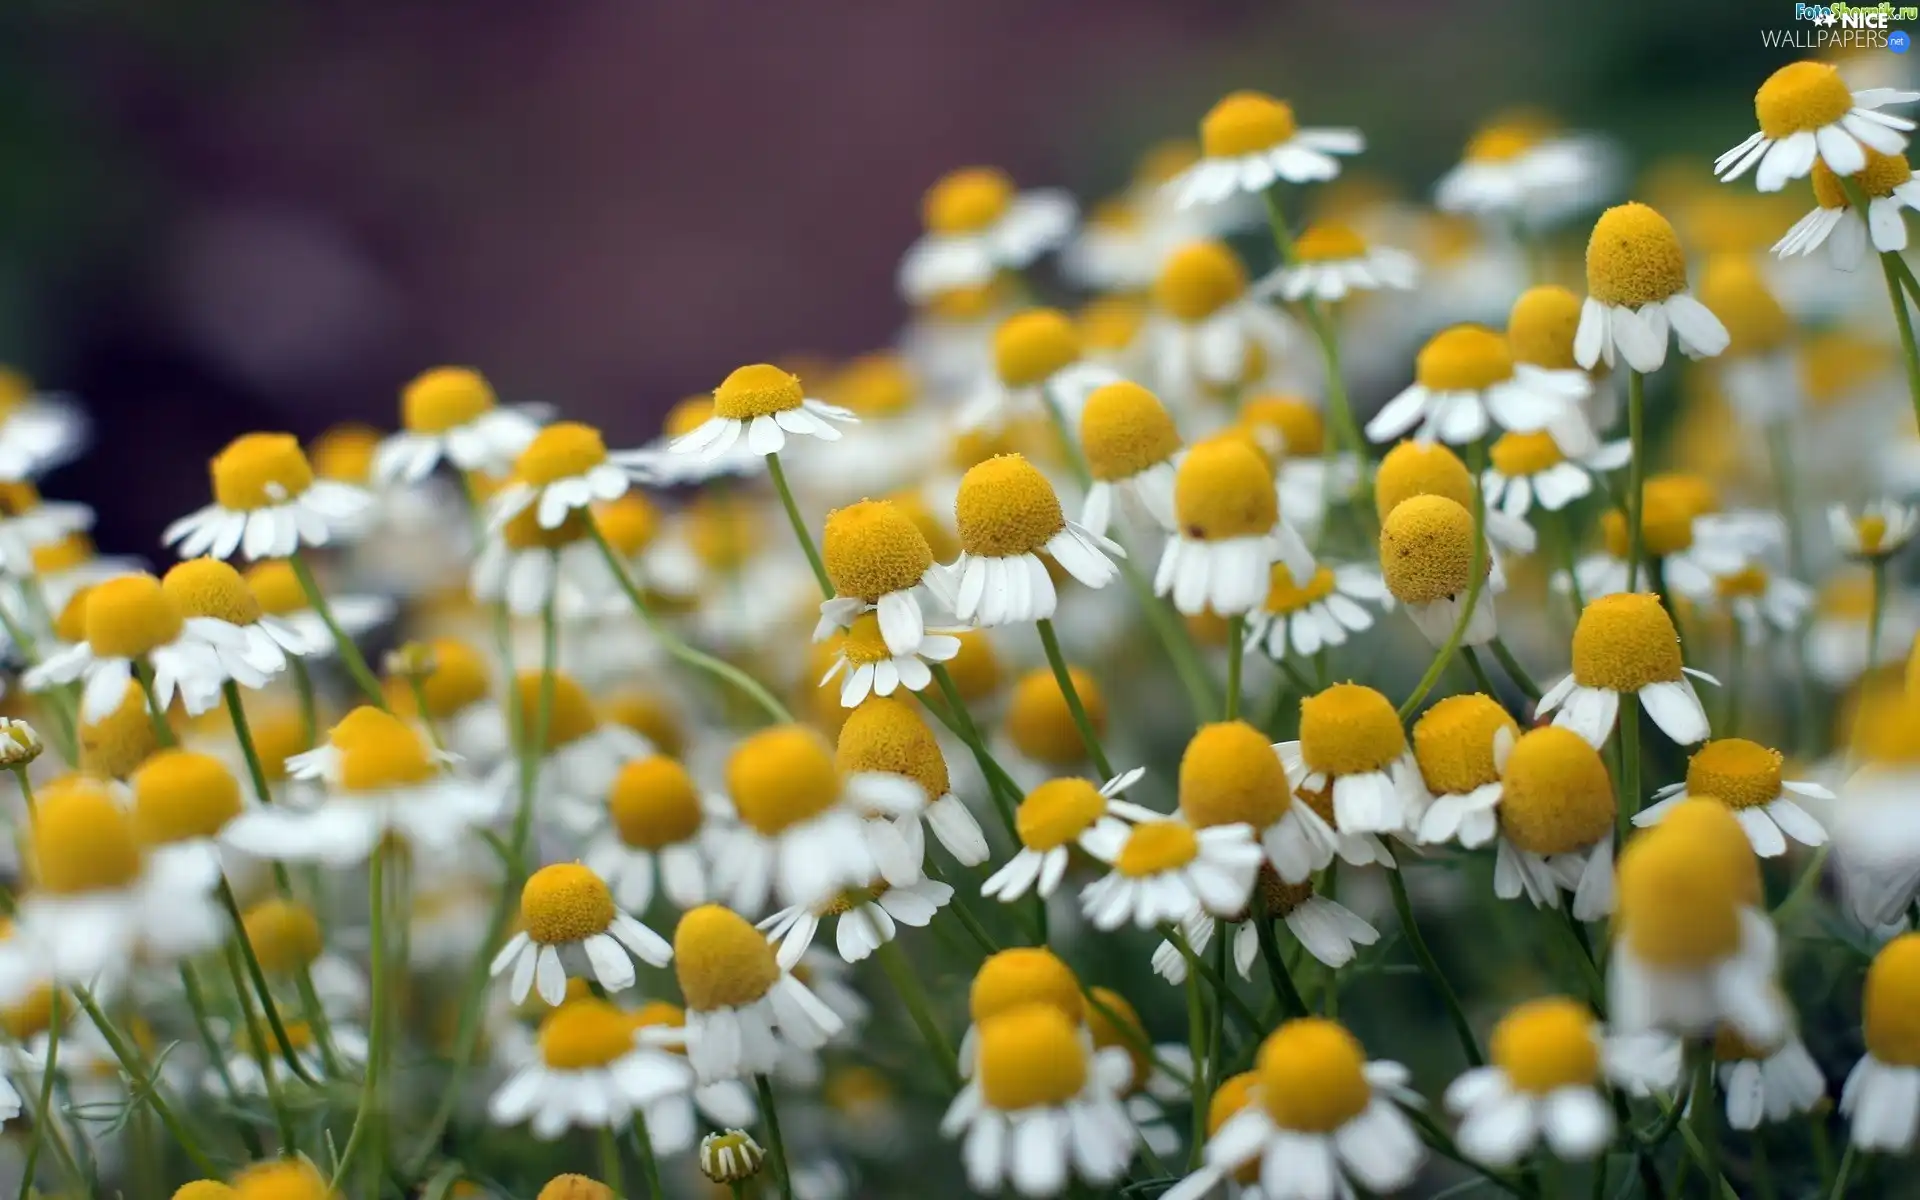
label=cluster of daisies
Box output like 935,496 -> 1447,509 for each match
3,50 -> 1920,1200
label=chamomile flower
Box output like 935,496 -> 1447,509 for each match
1843,933 -> 1920,1151
980,769 -> 1157,903
161,557 -> 317,690
1716,60 -> 1919,191
955,309 -> 1119,434
1574,203 -> 1729,373
1366,323 -> 1592,448
1714,1024 -> 1826,1132
1776,148 -> 1920,270
940,1003 -> 1137,1198
958,947 -> 1087,1078
815,498 -> 947,657
897,168 -> 1076,302
1076,381 -> 1181,538
1149,241 -> 1304,404
1374,438 -> 1536,558
583,755 -> 726,913
1446,998 -> 1631,1167
616,1004 -> 759,1155
1157,438 -> 1315,617
1411,694 -> 1520,850
1169,90 -> 1364,208
1245,560 -> 1387,661
662,904 -> 845,1084
944,454 -> 1124,628
1831,499 -> 1919,559
1379,494 -> 1504,649
129,749 -> 247,878
1635,738 -> 1832,857
1481,430 -> 1630,518
488,669 -> 653,836
1435,117 -> 1619,227
1509,283 -> 1620,431
1081,985 -> 1189,1158
1608,801 -> 1787,1045
760,875 -> 953,968
1278,683 -> 1425,836
1079,816 -> 1262,931
819,613 -> 962,708
470,505 -> 611,617
1491,727 -> 1617,920
244,559 -> 394,658
1180,720 -> 1338,883
1537,593 -> 1715,748
489,996 -> 687,1138
1697,253 -> 1804,427
1238,396 -> 1361,537
489,421 -> 650,531
1255,222 -> 1417,303
394,636 -> 508,768
374,366 -> 543,485
1567,481 -> 1780,603
836,695 -> 988,869
490,863 -> 672,1006
241,897 -> 368,1015
1831,690 -> 1920,926
24,572 -> 229,723
1155,869 -> 1379,982
0,368 -> 85,483
1809,571 -> 1920,686
671,365 -> 857,462
164,432 -> 372,561
218,1016 -> 367,1100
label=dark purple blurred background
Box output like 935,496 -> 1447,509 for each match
0,0 -> 1769,553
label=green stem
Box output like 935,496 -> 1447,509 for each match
754,1075 -> 795,1200
1034,619 -> 1114,778
1880,250 -> 1920,432
1261,187 -> 1367,471
72,987 -> 219,1176
1488,636 -> 1542,703
289,656 -> 318,751
928,664 -> 1019,839
1556,508 -> 1586,617
1773,845 -> 1830,921
287,551 -> 386,706
331,843 -> 388,1189
1616,694 -> 1642,851
1462,645 -> 1499,696
1386,868 -> 1482,1066
1398,442 -> 1490,721
217,878 -> 322,1086
873,937 -> 960,1089
1252,909 -> 1310,1018
224,936 -> 298,1151
17,990 -> 60,1200
631,1113 -> 666,1200
1687,1044 -> 1724,1197
131,660 -> 175,747
766,451 -> 830,597
179,965 -> 264,1157
1225,617 -> 1245,719
1625,370 -> 1647,592
1828,1143 -> 1857,1199
598,1124 -> 627,1198
1181,941 -> 1209,1170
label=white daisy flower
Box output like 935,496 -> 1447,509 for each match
981,768 -> 1158,904
1379,492 -> 1507,650
955,308 -> 1121,435
761,875 -> 952,968
1169,91 -> 1364,208
1148,241 -> 1305,407
835,694 -> 990,870
1808,573 -> 1920,687
820,614 -> 962,708
1714,562 -> 1815,649
1245,561 -> 1387,662
1366,323 -> 1592,448
942,454 -> 1123,629
374,366 -> 544,485
1537,593 -> 1715,749
1574,203 -> 1730,374
1844,933 -> 1920,1151
619,1005 -> 760,1156
160,558 -> 320,692
897,168 -> 1076,302
1435,122 -> 1620,227
0,483 -> 93,571
1156,438 -> 1316,619
489,863 -> 672,1007
1830,698 -> 1920,928
670,365 -> 857,462
1566,501 -> 1782,605
1487,727 -> 1617,922
489,996 -> 690,1139
1255,221 -> 1417,303
484,668 -> 652,838
1716,61 -> 1918,191
1279,683 -> 1427,837
1775,148 -> 1920,269
1080,816 -> 1262,933
1483,431 -> 1630,519
1716,1028 -> 1825,1132
1178,721 -> 1340,884
23,573 -> 231,724
469,500 -> 614,618
0,370 -> 84,483
163,432 -> 372,562
1076,380 -> 1183,539
583,754 -> 728,914
627,394 -> 765,488
1153,877 -> 1379,984
814,497 -> 956,658
1635,739 -> 1832,858
215,1018 -> 368,1099
487,420 -> 651,533
1409,694 -> 1519,852
1831,499 -> 1920,558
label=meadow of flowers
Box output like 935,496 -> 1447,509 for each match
0,49 -> 1919,1200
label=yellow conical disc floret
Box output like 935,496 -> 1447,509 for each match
821,500 -> 934,601
162,557 -> 263,627
1497,727 -> 1614,855
510,670 -> 599,753
713,364 -> 805,421
1508,285 -> 1584,370
1006,666 -> 1106,766
1416,325 -> 1513,392
1684,739 -> 1783,810
1293,222 -> 1369,263
1155,241 -> 1247,323
593,495 -> 659,557
231,1159 -> 335,1200
1754,61 -> 1855,139
836,695 -> 948,800
407,638 -> 490,718
1080,382 -> 1180,482
726,725 -> 842,836
1085,986 -> 1152,1090
537,997 -> 638,1070
1615,826 -> 1742,967
172,1183 -> 239,1200
955,454 -> 1066,558
515,422 -> 607,488
243,898 -> 324,974
1490,431 -> 1564,478
608,756 -> 704,850
244,561 -> 310,618
1490,997 -> 1600,1093
1239,395 -> 1325,460
536,1176 -> 614,1200
32,779 -> 143,894
130,750 -> 243,845
830,353 -> 915,418
1413,694 -> 1518,796
977,1003 -> 1089,1110
1257,1018 -> 1371,1133
84,574 -> 184,659
1114,820 -> 1200,877
403,366 -> 495,434
312,423 -> 380,484
1201,91 -> 1297,159
1656,798 -> 1762,908
211,433 -> 315,512
924,167 -> 1014,236
1586,203 -> 1689,310
1299,683 -> 1403,777
1379,495 -> 1479,605
1570,593 -> 1684,691
81,682 -> 162,780
970,947 -> 1082,1024
1174,438 -> 1277,541
1261,563 -> 1337,615
333,707 -> 437,792
994,310 -> 1081,389
1375,441 -> 1472,521
1695,255 -> 1789,357
1079,295 -> 1147,355
602,690 -> 684,760
1864,933 -> 1920,1066
1812,146 -> 1915,210
1015,778 -> 1106,850
1599,493 -> 1694,563
1857,686 -> 1920,767
521,863 -> 615,945
1180,720 -> 1289,830
675,904 -> 780,1012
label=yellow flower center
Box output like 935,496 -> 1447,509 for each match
1508,284 -> 1584,371
831,353 -> 915,417
1007,666 -> 1106,766
80,682 -> 162,780
713,364 -> 806,420
954,454 -> 1066,558
1079,382 -> 1180,482
411,637 -> 490,717
1858,513 -> 1892,555
1113,820 -> 1200,877
1616,830 -> 1742,967
172,1182 -> 239,1200
32,531 -> 95,576
1865,933 -> 1920,1066
537,997 -> 637,1069
1464,124 -> 1541,163
1200,91 -> 1298,159
837,695 -> 950,799
211,433 -> 315,512
162,558 -> 263,627
312,424 -> 379,483
1085,986 -> 1151,1092
886,487 -> 960,561
1585,202 -> 1689,309
1754,60 -> 1856,139
977,1003 -> 1089,1110
84,574 -> 184,659
1415,325 -> 1514,392
1491,997 -> 1600,1093
1292,222 -> 1369,263
0,979 -> 53,1041
334,709 -> 438,792
1261,563 -> 1337,615
926,279 -> 1009,321
243,898 -> 324,974
1079,296 -> 1148,353
536,1175 -> 613,1200
1413,694 -> 1519,796
835,613 -> 894,668
32,780 -> 143,894
0,480 -> 39,518
231,1159 -> 334,1200
1658,798 -> 1763,907
608,756 -> 704,850
1811,145 -> 1915,208
244,561 -> 309,618
664,396 -> 715,439
1154,241 -> 1248,323
1374,440 -> 1472,521
1014,779 -> 1106,851
594,495 -> 659,557
923,167 -> 1015,236
402,366 -> 496,434
514,422 -> 608,488
1257,1018 -> 1371,1133
1379,493 -> 1481,606
821,499 -> 935,600
1570,593 -> 1685,691
1696,254 -> 1790,356
1299,683 -> 1405,778
1684,739 -> 1783,810
521,863 -> 616,945
130,750 -> 243,845
1497,727 -> 1614,855
993,308 -> 1082,389
1180,720 -> 1290,830
1173,438 -> 1277,540
511,670 -> 600,752
971,947 -> 1083,1024
1600,494 -> 1694,562
1489,431 -> 1564,478
726,725 -> 842,836
630,999 -> 686,1037
1714,565 -> 1770,602
675,904 -> 780,1011
825,1063 -> 893,1112
1239,396 -> 1325,460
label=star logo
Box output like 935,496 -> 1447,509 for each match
1815,9 -> 1839,24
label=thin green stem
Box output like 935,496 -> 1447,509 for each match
630,1113 -> 666,1200
1182,942 -> 1208,1170
1625,370 -> 1647,592
289,656 -> 318,751
331,843 -> 388,1189
1225,617 -> 1245,719
1488,636 -> 1542,703
287,551 -> 386,706
1876,244 -> 1920,431
1261,187 -> 1366,471
17,990 -> 61,1200
1386,868 -> 1482,1066
72,986 -> 219,1176
873,936 -> 960,1089
224,936 -> 298,1151
131,660 -> 175,747
1828,1143 -> 1858,1199
1252,909 -> 1310,1018
1034,619 -> 1114,778
1773,845 -> 1831,921
1687,1044 -> 1724,1197
766,452 -> 830,597
1398,442 -> 1490,721
928,664 -> 1019,838
179,965 -> 264,1156
217,878 -> 322,1086
598,1124 -> 626,1198
1462,645 -> 1499,696
754,1075 -> 795,1200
